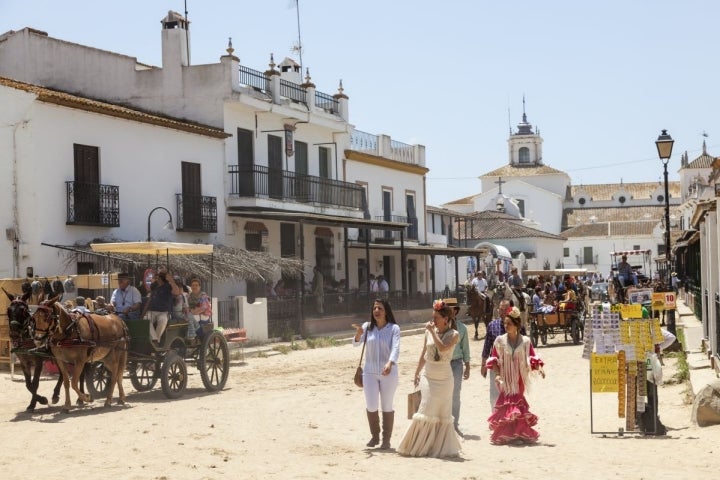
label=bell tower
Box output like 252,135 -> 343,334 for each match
507,97 -> 543,167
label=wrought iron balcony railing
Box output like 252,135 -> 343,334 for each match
228,164 -> 365,210
175,194 -> 217,233
372,215 -> 418,241
66,181 -> 119,227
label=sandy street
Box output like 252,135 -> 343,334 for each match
0,324 -> 718,480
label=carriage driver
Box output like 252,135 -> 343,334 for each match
508,267 -> 526,311
110,273 -> 142,320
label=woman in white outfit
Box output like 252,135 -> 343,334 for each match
353,299 -> 401,449
397,300 -> 461,457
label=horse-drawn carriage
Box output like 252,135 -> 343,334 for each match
523,269 -> 588,347
6,241 -> 230,412
83,242 -> 230,401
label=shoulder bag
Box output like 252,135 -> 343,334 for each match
354,325 -> 367,388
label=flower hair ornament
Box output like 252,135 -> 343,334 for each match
433,299 -> 445,311
508,306 -> 521,319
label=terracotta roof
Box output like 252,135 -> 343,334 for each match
0,76 -> 229,139
441,194 -> 474,206
481,164 -> 568,178
467,210 -> 523,221
455,213 -> 565,241
566,181 -> 681,202
563,205 -> 679,228
563,220 -> 657,238
426,205 -> 463,216
686,152 -> 714,169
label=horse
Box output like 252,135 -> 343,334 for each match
492,282 -> 531,331
30,298 -> 129,412
3,288 -> 66,411
465,285 -> 493,340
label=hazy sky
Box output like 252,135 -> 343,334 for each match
2,1 -> 716,206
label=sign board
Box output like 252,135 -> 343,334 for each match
628,288 -> 653,305
655,291 -> 676,310
591,353 -> 619,393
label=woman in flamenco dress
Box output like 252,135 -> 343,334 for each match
486,306 -> 545,445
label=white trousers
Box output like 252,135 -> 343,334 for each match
149,311 -> 169,342
363,369 -> 399,412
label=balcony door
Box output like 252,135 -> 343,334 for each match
319,146 -> 331,204
268,135 -> 283,199
237,128 -> 254,195
383,189 -> 392,239
406,193 -> 417,240
73,144 -> 100,224
181,162 -> 202,230
294,141 -> 308,202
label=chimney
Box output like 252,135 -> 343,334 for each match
161,10 -> 190,68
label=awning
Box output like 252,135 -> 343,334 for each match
227,209 -> 408,230
475,242 -> 512,260
90,241 -> 213,255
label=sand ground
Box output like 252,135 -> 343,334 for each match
1,322 -> 718,480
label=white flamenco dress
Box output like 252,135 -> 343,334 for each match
397,331 -> 461,457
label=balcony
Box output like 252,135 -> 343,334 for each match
175,194 -> 217,233
350,130 -> 425,167
66,181 -> 119,227
228,164 -> 365,210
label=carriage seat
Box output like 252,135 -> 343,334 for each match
223,328 -> 248,360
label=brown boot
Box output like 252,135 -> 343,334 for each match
380,411 -> 394,449
366,410 -> 380,447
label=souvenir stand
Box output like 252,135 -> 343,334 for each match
583,302 -> 665,435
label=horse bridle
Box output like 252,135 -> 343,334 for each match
30,303 -> 58,344
7,299 -> 31,346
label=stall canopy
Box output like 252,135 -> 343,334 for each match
90,241 -> 213,255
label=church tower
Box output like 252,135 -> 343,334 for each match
507,99 -> 543,167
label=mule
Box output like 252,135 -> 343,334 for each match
493,282 -> 531,331
465,285 -> 493,340
3,289 -> 67,411
31,299 -> 129,412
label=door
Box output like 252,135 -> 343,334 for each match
406,193 -> 417,240
268,135 -> 283,199
280,223 -> 296,258
237,128 -> 254,195
294,141 -> 308,202
73,144 -> 100,223
181,161 -> 202,230
383,190 -> 392,239
408,259 -> 417,296
318,146 -> 330,204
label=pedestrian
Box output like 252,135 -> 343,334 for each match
397,299 -> 461,458
145,267 -> 181,346
378,275 -> 389,293
352,298 -> 400,449
312,265 -> 324,315
481,299 -> 509,411
443,297 -> 470,437
486,306 -> 545,445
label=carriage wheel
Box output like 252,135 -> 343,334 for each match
161,352 -> 187,399
571,317 -> 581,345
129,360 -> 160,392
85,362 -> 111,399
198,331 -> 230,392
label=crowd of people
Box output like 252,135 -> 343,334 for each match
353,295 -> 547,458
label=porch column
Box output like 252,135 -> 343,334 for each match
430,254 -> 436,299
401,229 -> 407,305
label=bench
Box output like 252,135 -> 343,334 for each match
223,328 -> 248,360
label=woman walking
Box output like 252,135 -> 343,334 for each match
397,300 -> 461,457
486,306 -> 545,445
353,299 -> 401,449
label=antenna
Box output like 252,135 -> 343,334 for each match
507,106 -> 512,135
294,0 -> 304,75
184,0 -> 191,65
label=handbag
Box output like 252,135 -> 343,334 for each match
354,325 -> 367,388
407,389 -> 422,419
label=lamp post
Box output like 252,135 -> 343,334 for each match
146,206 -> 174,242
655,129 -> 675,335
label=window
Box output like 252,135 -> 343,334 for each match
268,135 -> 283,199
405,193 -> 418,240
319,146 -> 330,178
518,147 -> 530,163
280,223 -> 296,257
516,199 -> 525,217
563,247 -> 569,257
633,245 -> 640,250
578,197 -> 586,205
657,194 -> 664,202
237,128 -> 254,195
583,246 -> 593,265
618,196 -> 626,204
295,141 -> 308,175
73,143 -> 100,224
181,161 -> 202,230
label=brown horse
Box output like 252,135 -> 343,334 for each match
465,285 -> 493,340
31,298 -> 129,412
3,289 -> 65,411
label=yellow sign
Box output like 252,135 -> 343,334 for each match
591,353 -> 619,393
651,292 -> 676,311
619,304 -> 642,319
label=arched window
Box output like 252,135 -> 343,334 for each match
518,147 -> 530,164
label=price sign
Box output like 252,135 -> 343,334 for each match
664,292 -> 676,309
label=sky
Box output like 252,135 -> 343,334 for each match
2,0 -> 718,206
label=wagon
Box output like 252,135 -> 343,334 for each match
528,306 -> 584,347
83,242 -> 230,400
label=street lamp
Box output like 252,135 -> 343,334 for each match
147,206 -> 174,241
655,129 -> 675,334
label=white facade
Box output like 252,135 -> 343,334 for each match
0,80 -> 226,279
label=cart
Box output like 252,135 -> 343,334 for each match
83,242 -> 229,400
529,306 -> 583,347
